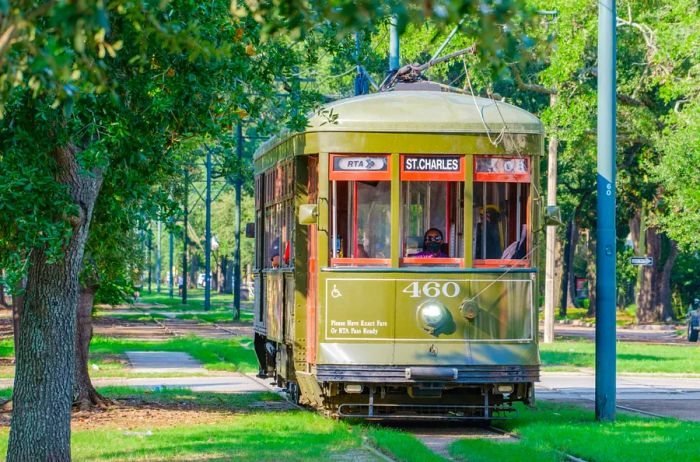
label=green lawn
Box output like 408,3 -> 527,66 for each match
89,336 -> 258,373
133,289 -> 251,313
451,401 -> 700,462
0,336 -> 258,375
541,339 -> 700,374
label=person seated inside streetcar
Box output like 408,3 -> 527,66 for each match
411,228 -> 448,258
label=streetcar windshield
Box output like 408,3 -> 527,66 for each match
473,156 -> 531,266
401,181 -> 464,265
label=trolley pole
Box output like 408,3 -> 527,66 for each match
169,227 -> 174,298
156,220 -> 162,294
182,169 -> 189,304
204,147 -> 212,312
233,123 -> 243,321
389,15 -> 400,72
596,0 -> 617,422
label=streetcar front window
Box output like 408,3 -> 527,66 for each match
473,156 -> 531,267
330,180 -> 391,266
400,181 -> 464,266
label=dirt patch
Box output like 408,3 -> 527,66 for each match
0,398 -> 296,431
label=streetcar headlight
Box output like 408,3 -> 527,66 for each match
417,301 -> 448,333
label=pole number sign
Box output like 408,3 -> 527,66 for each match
400,155 -> 464,181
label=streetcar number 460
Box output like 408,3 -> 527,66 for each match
402,281 -> 460,298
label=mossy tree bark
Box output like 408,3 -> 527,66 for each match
7,145 -> 103,462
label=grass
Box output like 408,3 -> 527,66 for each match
90,336 -> 258,373
540,339 -> 700,374
553,305 -> 637,326
133,289 -> 249,313
451,401 -> 700,462
175,311 -> 253,323
97,386 -> 282,408
0,335 -> 258,375
367,427 -> 450,462
0,408 -> 368,461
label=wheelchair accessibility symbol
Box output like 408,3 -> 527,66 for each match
331,285 -> 342,299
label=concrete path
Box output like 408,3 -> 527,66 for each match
538,371 -> 700,420
92,374 -> 270,393
547,323 -> 685,344
125,351 -> 208,374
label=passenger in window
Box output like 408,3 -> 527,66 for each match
270,237 -> 280,268
475,206 -> 502,259
412,228 -> 448,258
501,225 -> 527,259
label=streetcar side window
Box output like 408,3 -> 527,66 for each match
473,156 -> 530,267
263,160 -> 295,269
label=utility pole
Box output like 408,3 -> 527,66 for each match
182,169 -> 189,304
233,123 -> 243,321
204,147 -> 212,312
543,94 -> 558,344
389,15 -> 400,72
169,227 -> 174,298
147,229 -> 152,293
354,32 -> 368,96
156,221 -> 162,294
596,0 -> 617,422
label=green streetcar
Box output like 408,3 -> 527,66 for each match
252,82 -> 544,420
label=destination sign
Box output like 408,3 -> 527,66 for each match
475,157 -> 528,174
333,156 -> 388,172
474,156 -> 530,182
400,155 -> 464,181
403,155 -> 461,172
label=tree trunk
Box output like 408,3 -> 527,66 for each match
11,280 -> 26,359
636,225 -> 678,323
73,285 -> 112,410
8,144 -> 103,462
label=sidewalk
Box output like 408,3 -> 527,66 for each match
538,371 -> 700,420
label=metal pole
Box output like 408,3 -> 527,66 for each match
169,228 -> 174,298
233,123 -> 243,321
354,32 -> 367,96
156,221 -> 162,293
430,17 -> 466,61
204,147 -> 212,312
596,0 -> 617,422
182,169 -> 189,304
147,229 -> 152,294
389,15 -> 400,72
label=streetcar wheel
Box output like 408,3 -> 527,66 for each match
688,324 -> 699,342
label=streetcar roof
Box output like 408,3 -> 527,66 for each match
308,91 -> 543,134
255,90 -> 543,159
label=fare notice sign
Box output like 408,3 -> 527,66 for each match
630,256 -> 653,266
400,155 -> 464,181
